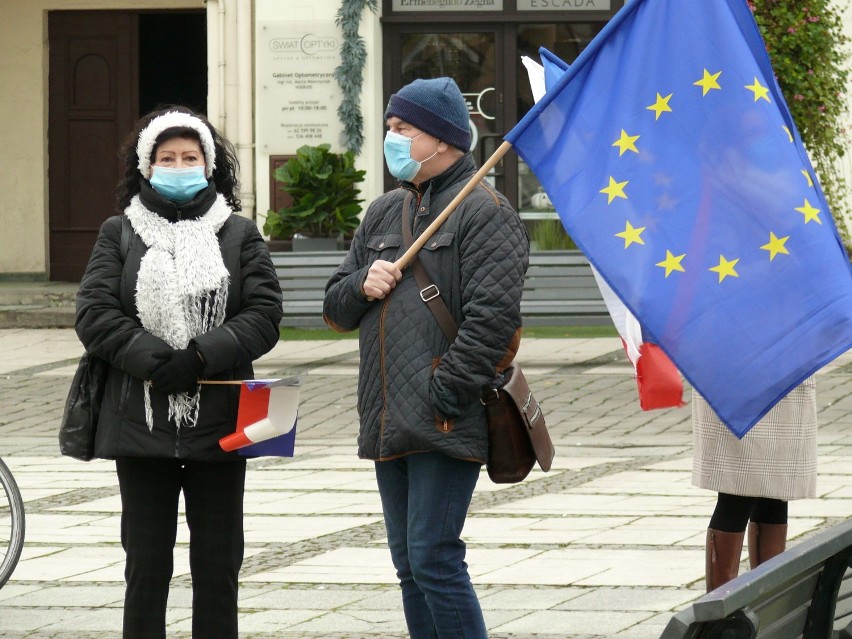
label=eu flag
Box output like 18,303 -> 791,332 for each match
505,0 -> 852,437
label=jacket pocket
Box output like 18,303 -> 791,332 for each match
419,231 -> 455,252
366,233 -> 402,260
430,356 -> 454,433
117,371 -> 132,414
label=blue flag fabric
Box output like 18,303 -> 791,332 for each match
540,47 -> 569,89
506,0 -> 852,437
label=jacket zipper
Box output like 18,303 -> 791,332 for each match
378,188 -> 420,457
377,290 -> 392,456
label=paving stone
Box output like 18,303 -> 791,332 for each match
0,327 -> 850,638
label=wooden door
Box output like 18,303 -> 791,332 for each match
48,12 -> 138,281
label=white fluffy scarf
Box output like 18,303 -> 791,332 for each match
125,194 -> 232,430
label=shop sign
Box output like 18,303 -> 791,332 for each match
517,0 -> 611,9
392,0 -> 503,11
256,21 -> 344,154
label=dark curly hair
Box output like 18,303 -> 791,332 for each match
115,105 -> 241,211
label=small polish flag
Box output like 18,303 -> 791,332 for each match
219,378 -> 300,457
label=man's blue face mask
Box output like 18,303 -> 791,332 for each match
383,131 -> 437,182
150,166 -> 208,203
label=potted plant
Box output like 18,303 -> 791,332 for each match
264,143 -> 366,251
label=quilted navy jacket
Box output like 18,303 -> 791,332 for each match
75,185 -> 283,461
323,154 -> 529,463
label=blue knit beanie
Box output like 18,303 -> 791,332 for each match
384,77 -> 472,152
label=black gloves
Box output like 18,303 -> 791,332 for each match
429,376 -> 462,421
150,345 -> 205,395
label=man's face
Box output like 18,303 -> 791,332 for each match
386,117 -> 440,164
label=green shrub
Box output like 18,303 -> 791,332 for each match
531,219 -> 577,251
264,144 -> 366,240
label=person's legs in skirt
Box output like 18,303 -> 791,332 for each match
705,492 -> 755,592
747,497 -> 788,568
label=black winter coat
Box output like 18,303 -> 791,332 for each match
323,154 -> 529,463
76,186 -> 283,461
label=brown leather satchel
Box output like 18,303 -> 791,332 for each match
400,192 -> 554,484
480,363 -> 554,483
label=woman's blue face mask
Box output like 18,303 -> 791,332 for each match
383,131 -> 437,182
150,166 -> 208,203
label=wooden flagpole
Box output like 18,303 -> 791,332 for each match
394,140 -> 514,270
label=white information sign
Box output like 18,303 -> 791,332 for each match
256,21 -> 344,153
517,0 -> 611,9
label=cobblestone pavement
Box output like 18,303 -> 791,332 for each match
0,329 -> 850,638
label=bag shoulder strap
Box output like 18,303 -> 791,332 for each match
401,192 -> 458,342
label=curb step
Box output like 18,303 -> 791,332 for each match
0,306 -> 76,329
0,283 -> 78,328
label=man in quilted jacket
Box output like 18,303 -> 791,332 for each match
324,77 -> 529,638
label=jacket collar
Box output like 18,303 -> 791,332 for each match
138,181 -> 218,222
404,153 -> 476,197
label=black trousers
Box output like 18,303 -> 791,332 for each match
116,457 -> 246,639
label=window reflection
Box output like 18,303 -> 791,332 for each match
516,23 -> 603,249
400,33 -> 497,157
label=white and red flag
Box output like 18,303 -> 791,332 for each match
218,377 -> 300,457
523,54 -> 683,410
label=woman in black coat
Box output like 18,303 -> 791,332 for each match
75,106 -> 283,639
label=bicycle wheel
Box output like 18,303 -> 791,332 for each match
0,456 -> 25,589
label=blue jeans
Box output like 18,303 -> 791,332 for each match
375,452 -> 487,639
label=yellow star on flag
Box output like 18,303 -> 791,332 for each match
745,77 -> 770,102
612,129 -> 640,156
694,69 -> 722,96
801,170 -> 813,188
646,93 -> 673,120
655,250 -> 686,277
600,176 -> 629,204
615,221 -> 646,248
709,255 -> 739,282
782,126 -> 793,143
760,232 -> 790,261
795,198 -> 822,224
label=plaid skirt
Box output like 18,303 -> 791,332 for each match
691,377 -> 817,501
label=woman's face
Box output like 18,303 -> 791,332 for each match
152,136 -> 205,170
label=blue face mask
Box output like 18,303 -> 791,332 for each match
383,131 -> 436,182
149,166 -> 208,204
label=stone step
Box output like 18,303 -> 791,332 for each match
0,282 -> 78,328
0,282 -> 77,306
0,305 -> 76,328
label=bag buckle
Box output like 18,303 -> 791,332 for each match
420,284 -> 440,302
480,387 -> 500,405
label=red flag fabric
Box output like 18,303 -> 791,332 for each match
634,342 -> 685,410
595,265 -> 684,411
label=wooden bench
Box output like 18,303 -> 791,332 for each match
271,249 -> 609,328
660,518 -> 852,639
